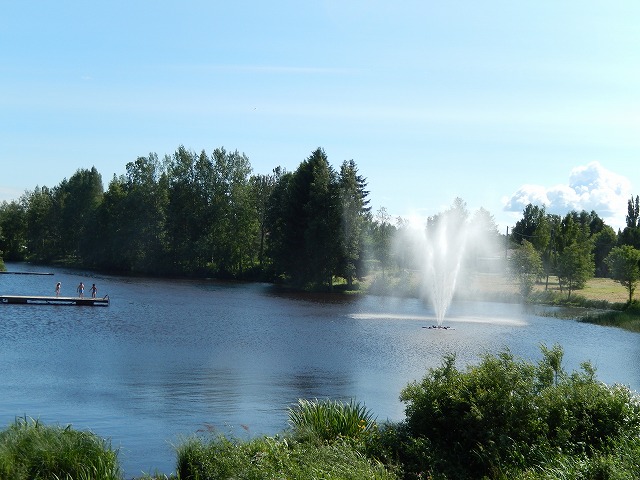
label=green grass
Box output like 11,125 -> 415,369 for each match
0,416 -> 120,480
577,301 -> 640,333
500,432 -> 640,480
175,434 -> 395,480
172,399 -> 393,480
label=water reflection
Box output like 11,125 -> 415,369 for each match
1,262 -> 639,477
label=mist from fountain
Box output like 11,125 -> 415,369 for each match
422,212 -> 469,326
394,202 -> 472,327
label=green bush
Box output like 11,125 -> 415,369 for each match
0,417 -> 121,480
396,346 -> 640,479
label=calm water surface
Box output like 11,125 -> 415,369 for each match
1,262 -> 639,478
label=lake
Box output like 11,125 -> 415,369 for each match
1,262 -> 639,478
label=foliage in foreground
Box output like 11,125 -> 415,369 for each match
3,348 -> 640,480
502,433 -> 640,480
175,398 -> 390,480
0,416 -> 120,480
393,345 -> 640,479
175,434 -> 394,480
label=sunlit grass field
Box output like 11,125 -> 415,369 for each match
468,272 -> 630,304
536,276 -> 629,304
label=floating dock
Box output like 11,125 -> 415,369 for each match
0,295 -> 110,307
0,271 -> 54,276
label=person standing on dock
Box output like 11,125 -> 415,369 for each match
77,282 -> 85,298
91,283 -> 97,298
55,282 -> 61,297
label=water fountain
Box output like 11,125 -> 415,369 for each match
395,201 -> 471,328
421,211 -> 469,327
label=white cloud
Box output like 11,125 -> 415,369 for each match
503,162 -> 631,230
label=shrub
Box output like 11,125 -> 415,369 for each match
0,417 -> 121,480
397,346 -> 640,479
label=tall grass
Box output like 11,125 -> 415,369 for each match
287,398 -> 376,443
500,432 -> 640,479
0,416 -> 121,480
578,301 -> 640,332
175,434 -> 395,480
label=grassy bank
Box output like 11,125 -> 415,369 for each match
576,302 -> 640,333
525,276 -> 640,332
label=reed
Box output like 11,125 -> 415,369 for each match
287,398 -> 376,443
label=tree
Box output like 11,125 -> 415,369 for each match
265,148 -> 341,289
96,155 -> 168,273
509,240 -> 543,298
618,196 -> 640,250
618,226 -> 640,250
556,242 -> 594,299
398,346 -> 640,480
264,169 -> 295,281
592,224 -> 618,277
96,175 -> 130,271
540,213 -> 561,289
56,167 -> 104,262
209,148 -> 256,276
165,146 -> 207,273
511,204 -> 546,246
626,195 -> 639,228
556,211 -> 590,253
304,149 -> 341,288
249,170 -> 280,269
467,208 -> 503,273
605,245 -> 640,303
337,159 -> 370,288
0,200 -> 27,261
369,207 -> 394,277
23,186 -> 56,261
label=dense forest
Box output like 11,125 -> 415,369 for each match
0,147 -> 377,289
1,145 -> 639,294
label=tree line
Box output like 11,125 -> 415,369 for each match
1,145 -> 639,297
0,147 -> 380,290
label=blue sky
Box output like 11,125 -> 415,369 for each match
2,1 -> 639,231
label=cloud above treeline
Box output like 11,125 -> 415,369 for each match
503,162 -> 631,230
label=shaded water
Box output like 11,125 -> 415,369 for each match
1,262 -> 639,478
